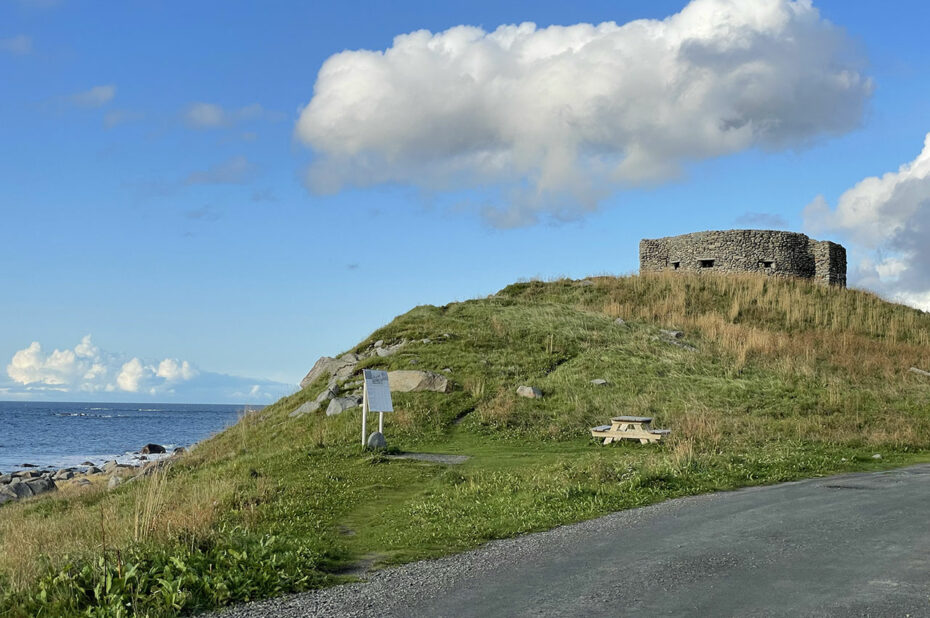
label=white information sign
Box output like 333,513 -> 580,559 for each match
363,369 -> 394,412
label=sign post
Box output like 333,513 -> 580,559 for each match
361,369 -> 393,447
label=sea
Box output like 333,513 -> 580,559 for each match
0,401 -> 250,473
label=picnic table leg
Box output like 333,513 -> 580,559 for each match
603,437 -> 613,445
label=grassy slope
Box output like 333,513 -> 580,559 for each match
2,273 -> 929,616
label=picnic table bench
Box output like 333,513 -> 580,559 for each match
590,416 -> 670,444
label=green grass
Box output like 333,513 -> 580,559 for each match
2,273 -> 929,616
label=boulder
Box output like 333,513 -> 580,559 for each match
517,386 -> 543,399
374,339 -> 384,348
75,478 -> 92,486
660,329 -> 684,339
108,476 -> 123,490
388,370 -> 452,394
53,469 -> 74,481
367,431 -> 387,450
0,486 -> 17,505
173,447 -> 186,455
375,340 -> 406,358
590,379 -> 608,386
140,443 -> 166,454
290,381 -> 341,418
25,477 -> 56,497
7,481 -> 33,499
326,396 -> 362,416
103,460 -> 119,473
13,470 -> 42,479
289,400 -> 321,418
0,474 -> 10,484
300,356 -> 357,389
20,463 -> 38,468
614,318 -> 626,326
85,466 -> 102,475
80,461 -> 95,466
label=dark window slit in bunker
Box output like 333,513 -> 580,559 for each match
760,260 -> 775,268
699,259 -> 715,269
671,261 -> 680,270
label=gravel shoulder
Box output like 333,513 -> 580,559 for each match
213,464 -> 930,618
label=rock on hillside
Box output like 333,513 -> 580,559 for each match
387,370 -> 451,393
300,356 -> 358,389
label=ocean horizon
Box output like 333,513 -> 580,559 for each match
0,401 -> 253,472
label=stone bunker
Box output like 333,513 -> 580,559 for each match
639,229 -> 846,286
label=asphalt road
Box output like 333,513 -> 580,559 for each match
218,464 -> 930,617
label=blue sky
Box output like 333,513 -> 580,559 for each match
2,0 -> 929,403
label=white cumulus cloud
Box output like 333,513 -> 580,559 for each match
296,0 -> 871,226
117,358 -> 145,392
4,335 -> 293,403
805,133 -> 930,311
6,335 -> 198,393
156,358 -> 197,382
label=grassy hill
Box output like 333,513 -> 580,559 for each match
2,273 -> 929,616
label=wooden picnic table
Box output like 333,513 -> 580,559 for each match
590,416 -> 670,444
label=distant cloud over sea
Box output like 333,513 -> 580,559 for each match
2,335 -> 294,403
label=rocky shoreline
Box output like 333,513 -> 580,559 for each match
0,443 -> 185,507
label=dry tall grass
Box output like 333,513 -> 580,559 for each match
591,273 -> 930,380
0,452 -> 239,591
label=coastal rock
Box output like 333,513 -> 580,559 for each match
75,478 -> 92,486
85,466 -> 102,475
0,475 -> 11,484
26,477 -> 56,497
80,461 -> 95,466
0,486 -> 17,505
103,460 -> 119,473
388,370 -> 452,394
326,397 -> 361,416
517,386 -> 543,399
367,431 -> 387,450
7,481 -> 33,499
108,476 -> 123,489
141,443 -> 166,454
53,469 -> 74,481
300,356 -> 357,389
20,463 -> 38,468
173,447 -> 186,455
13,470 -> 42,479
139,458 -> 174,477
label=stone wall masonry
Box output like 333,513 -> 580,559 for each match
639,230 -> 846,287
